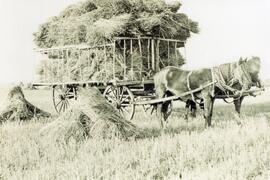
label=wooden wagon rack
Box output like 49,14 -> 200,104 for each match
32,37 -> 186,119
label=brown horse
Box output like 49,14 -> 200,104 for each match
154,57 -> 262,128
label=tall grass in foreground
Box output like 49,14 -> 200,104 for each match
0,109 -> 270,179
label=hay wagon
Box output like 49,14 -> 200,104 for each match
33,37 -> 187,120
33,36 -> 263,120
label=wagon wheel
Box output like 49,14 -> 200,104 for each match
103,86 -> 135,121
142,102 -> 157,115
53,85 -> 77,114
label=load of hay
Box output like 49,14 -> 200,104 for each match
34,0 -> 199,82
0,86 -> 50,123
39,87 -> 139,143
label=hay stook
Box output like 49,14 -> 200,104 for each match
0,86 -> 50,123
39,87 -> 140,143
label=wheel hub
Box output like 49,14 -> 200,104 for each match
116,103 -> 122,109
59,94 -> 65,100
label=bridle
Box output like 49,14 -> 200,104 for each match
236,61 -> 253,90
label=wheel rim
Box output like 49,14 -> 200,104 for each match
53,85 -> 77,114
103,86 -> 135,120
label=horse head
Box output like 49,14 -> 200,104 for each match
234,57 -> 262,90
246,56 -> 262,88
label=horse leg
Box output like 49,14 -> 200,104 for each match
162,100 -> 172,122
190,100 -> 197,118
202,90 -> 215,127
185,99 -> 197,121
184,100 -> 191,121
233,96 -> 244,116
233,96 -> 244,125
155,85 -> 166,129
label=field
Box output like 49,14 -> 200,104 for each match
0,85 -> 270,179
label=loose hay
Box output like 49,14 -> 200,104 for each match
39,87 -> 139,143
0,86 -> 51,123
34,0 -> 197,82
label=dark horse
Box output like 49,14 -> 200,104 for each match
154,57 -> 262,128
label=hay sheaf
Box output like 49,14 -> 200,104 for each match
0,86 -> 50,123
34,0 -> 199,48
39,87 -> 139,143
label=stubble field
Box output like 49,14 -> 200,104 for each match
0,85 -> 270,180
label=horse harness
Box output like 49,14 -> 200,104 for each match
186,61 -> 253,103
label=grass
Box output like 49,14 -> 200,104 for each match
0,86 -> 270,179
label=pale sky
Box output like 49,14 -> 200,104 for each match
0,0 -> 269,83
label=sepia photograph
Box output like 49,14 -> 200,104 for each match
0,0 -> 269,179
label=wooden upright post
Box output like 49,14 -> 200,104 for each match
113,40 -> 116,81
104,44 -> 107,78
130,39 -> 134,80
62,50 -> 65,82
66,50 -> 70,81
175,42 -> 178,59
44,53 -> 47,82
147,39 -> 150,69
138,38 -> 143,79
123,39 -> 126,77
167,41 -> 170,60
77,50 -> 82,81
55,50 -> 60,82
151,38 -> 155,71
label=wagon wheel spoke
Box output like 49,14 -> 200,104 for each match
119,88 -> 125,102
106,94 -> 118,103
62,101 -> 66,113
121,95 -> 130,103
63,100 -> 68,112
104,86 -> 135,121
112,88 -> 117,98
66,94 -> 75,98
56,99 -> 62,107
66,99 -> 69,106
58,101 -> 64,113
53,85 -> 77,114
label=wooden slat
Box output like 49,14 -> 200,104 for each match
34,37 -> 185,53
114,37 -> 186,43
34,44 -> 114,53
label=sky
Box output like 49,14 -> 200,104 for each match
0,0 -> 269,83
